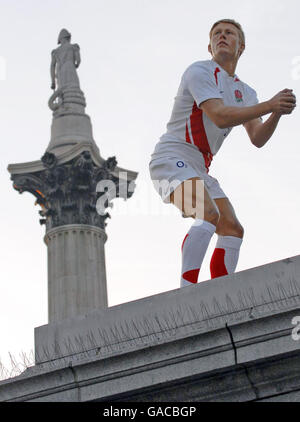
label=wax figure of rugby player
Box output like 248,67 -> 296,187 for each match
149,19 -> 296,287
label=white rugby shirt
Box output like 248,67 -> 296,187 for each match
151,59 -> 260,172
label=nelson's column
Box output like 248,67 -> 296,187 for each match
7,29 -> 138,323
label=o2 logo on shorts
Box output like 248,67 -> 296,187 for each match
176,161 -> 186,168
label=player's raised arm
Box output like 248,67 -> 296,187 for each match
200,89 -> 296,130
243,89 -> 297,148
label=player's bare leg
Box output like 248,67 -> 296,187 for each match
169,177 -> 220,287
169,177 -> 220,224
214,197 -> 244,238
210,197 -> 244,278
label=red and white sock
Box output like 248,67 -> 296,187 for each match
181,219 -> 216,287
210,235 -> 243,279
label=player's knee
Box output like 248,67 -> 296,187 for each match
218,219 -> 244,238
182,202 -> 219,223
189,204 -> 220,225
237,224 -> 244,238
230,220 -> 244,238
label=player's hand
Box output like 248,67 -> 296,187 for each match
268,89 -> 296,115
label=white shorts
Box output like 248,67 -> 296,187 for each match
149,156 -> 227,203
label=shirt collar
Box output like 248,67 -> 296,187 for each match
211,58 -> 238,80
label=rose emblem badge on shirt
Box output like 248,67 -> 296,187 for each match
235,89 -> 243,103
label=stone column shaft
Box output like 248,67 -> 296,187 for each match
45,224 -> 108,323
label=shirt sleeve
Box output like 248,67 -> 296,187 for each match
245,85 -> 259,106
245,85 -> 263,121
184,64 -> 223,108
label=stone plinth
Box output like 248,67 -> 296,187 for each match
45,224 -> 108,323
1,255 -> 300,402
33,254 -> 300,365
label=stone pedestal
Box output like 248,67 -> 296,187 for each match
45,224 -> 108,323
1,255 -> 300,401
47,114 -> 99,156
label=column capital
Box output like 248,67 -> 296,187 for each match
9,150 -> 136,232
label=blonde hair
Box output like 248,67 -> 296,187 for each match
209,19 -> 245,47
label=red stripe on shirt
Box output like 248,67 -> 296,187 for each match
214,67 -> 220,85
189,101 -> 213,172
185,121 -> 192,144
202,152 -> 213,172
